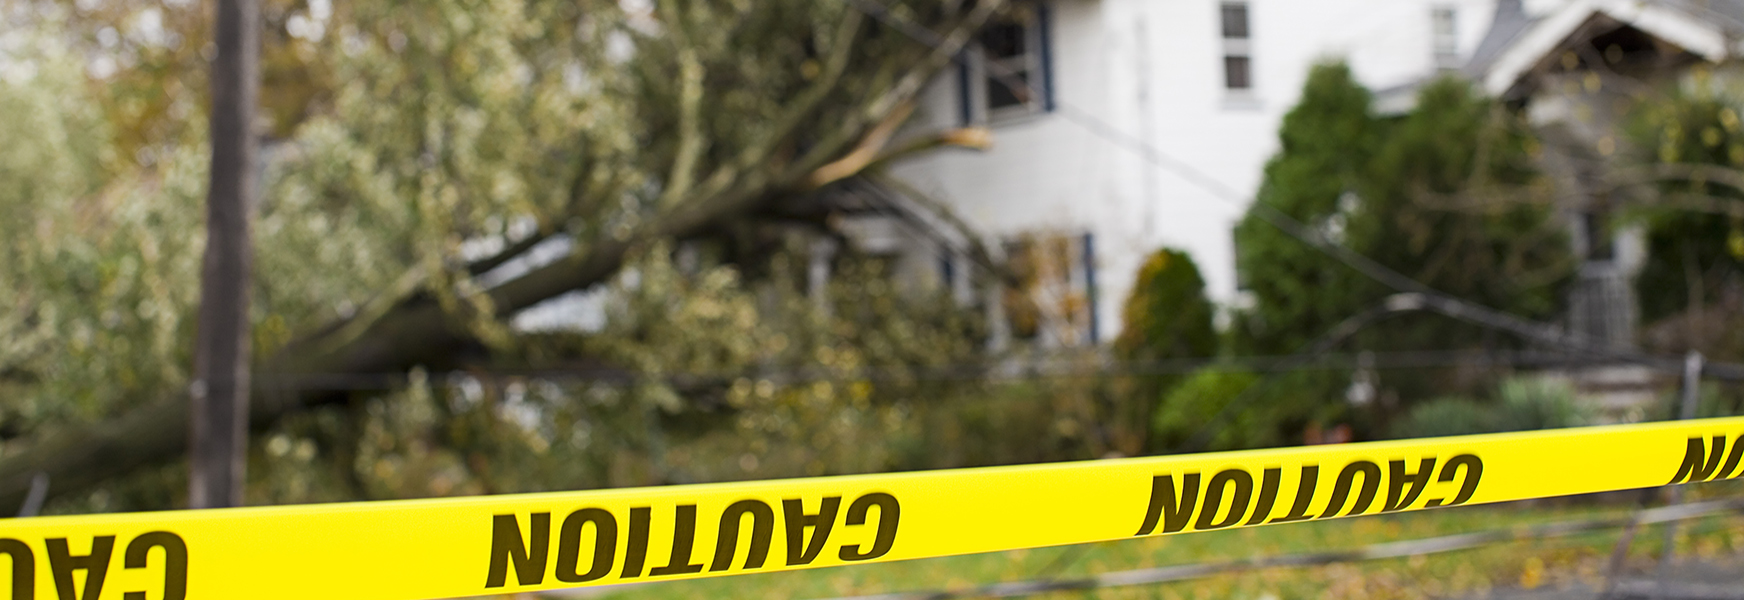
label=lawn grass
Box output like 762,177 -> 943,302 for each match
531,481 -> 1744,600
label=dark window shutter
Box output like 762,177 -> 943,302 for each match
1082,232 -> 1099,344
1038,1 -> 1056,112
957,52 -> 974,125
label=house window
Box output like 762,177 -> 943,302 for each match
1223,55 -> 1251,90
959,3 -> 1053,124
1220,2 -> 1252,93
1001,232 -> 1098,347
1431,6 -> 1458,69
1220,2 -> 1249,39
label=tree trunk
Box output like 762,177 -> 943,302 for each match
190,0 -> 260,510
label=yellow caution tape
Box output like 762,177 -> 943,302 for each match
1,416 -> 1742,600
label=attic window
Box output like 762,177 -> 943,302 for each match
1432,6 -> 1458,69
1220,2 -> 1252,91
1220,2 -> 1249,38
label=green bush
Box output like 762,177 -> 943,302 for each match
1494,377 -> 1589,431
1152,369 -> 1258,452
1115,248 -> 1219,452
1115,248 -> 1217,362
1389,376 -> 1590,439
1148,368 -> 1338,452
1389,396 -> 1497,439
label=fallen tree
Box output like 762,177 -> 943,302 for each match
0,0 -> 1008,510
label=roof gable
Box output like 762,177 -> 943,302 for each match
1478,0 -> 1738,96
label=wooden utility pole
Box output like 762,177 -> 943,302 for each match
190,0 -> 259,509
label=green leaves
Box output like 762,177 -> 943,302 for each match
1228,63 -> 1573,443
1115,249 -> 1216,362
1235,63 -> 1382,356
1627,88 -> 1744,329
1389,376 -> 1590,440
0,0 -> 1014,509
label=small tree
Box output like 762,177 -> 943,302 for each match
1112,248 -> 1215,451
1233,63 -> 1382,355
1115,248 -> 1217,363
1227,63 -> 1573,444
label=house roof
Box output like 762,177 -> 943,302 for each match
1464,0 -> 1538,80
1474,0 -> 1744,98
1662,0 -> 1744,30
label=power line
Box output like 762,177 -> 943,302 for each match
256,346 -> 1705,392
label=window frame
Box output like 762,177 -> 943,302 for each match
1431,6 -> 1459,69
1220,2 -> 1249,39
958,2 -> 1055,126
1219,1 -> 1255,95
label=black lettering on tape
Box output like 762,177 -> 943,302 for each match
782,497 -> 841,566
0,538 -> 32,600
839,493 -> 900,561
1243,468 -> 1282,526
123,532 -> 187,600
46,536 -> 113,600
1269,465 -> 1320,523
1425,454 -> 1483,507
1718,434 -> 1744,481
485,513 -> 549,588
1669,436 -> 1729,484
1318,461 -> 1380,519
649,505 -> 706,576
1134,473 -> 1199,536
620,507 -> 652,579
1194,469 -> 1253,530
555,509 -> 616,583
710,500 -> 774,572
1383,458 -> 1436,512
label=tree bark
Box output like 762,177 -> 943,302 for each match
189,0 -> 260,510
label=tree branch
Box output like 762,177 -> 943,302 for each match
1605,162 -> 1744,195
655,0 -> 708,208
805,101 -> 917,189
866,170 -> 1017,287
465,231 -> 553,276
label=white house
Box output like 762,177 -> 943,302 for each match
521,0 -> 1744,363
880,0 -> 1505,346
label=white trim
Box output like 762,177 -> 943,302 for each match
1481,0 -> 1730,97
1432,5 -> 1460,69
1483,0 -> 1600,95
1219,0 -> 1254,94
1622,2 -> 1728,60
